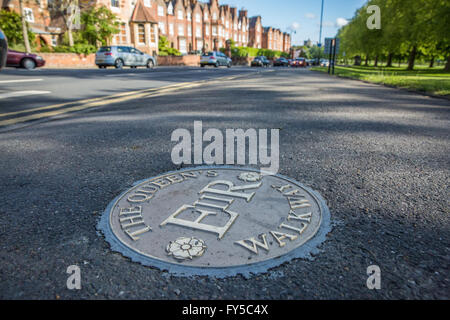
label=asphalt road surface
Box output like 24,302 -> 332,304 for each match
0,66 -> 449,299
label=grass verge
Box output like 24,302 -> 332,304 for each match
311,65 -> 450,97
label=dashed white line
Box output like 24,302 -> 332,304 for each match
0,90 -> 51,100
0,79 -> 43,84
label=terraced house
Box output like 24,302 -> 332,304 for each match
1,0 -> 291,55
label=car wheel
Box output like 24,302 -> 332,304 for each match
22,58 -> 36,70
146,60 -> 154,69
114,59 -> 123,69
201,64 -> 205,68
227,63 -> 231,68
215,62 -> 219,68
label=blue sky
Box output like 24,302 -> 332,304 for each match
215,0 -> 367,45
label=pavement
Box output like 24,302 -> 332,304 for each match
0,66 -> 449,299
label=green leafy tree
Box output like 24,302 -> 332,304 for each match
80,6 -> 119,46
0,9 -> 35,49
158,35 -> 181,56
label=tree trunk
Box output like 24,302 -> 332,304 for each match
429,56 -> 435,68
445,56 -> 450,72
386,53 -> 393,67
407,46 -> 417,71
19,0 -> 31,53
374,55 -> 379,67
68,28 -> 74,47
365,55 -> 369,66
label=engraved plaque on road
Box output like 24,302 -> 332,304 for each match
98,167 -> 330,276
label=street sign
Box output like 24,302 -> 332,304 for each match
324,38 -> 340,55
324,38 -> 333,55
98,167 -> 330,277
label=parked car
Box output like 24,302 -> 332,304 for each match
95,46 -> 156,69
200,51 -> 231,68
6,50 -> 45,70
320,59 -> 330,67
274,57 -> 289,67
290,58 -> 307,68
0,29 -> 7,71
251,56 -> 270,67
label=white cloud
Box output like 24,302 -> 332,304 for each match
336,18 -> 349,27
305,13 -> 316,19
288,22 -> 300,32
322,21 -> 335,28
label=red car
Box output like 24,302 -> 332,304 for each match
290,58 -> 307,68
6,50 -> 45,70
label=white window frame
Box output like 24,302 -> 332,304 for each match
188,25 -> 192,36
110,0 -> 119,8
169,23 -> 174,36
159,22 -> 166,34
144,0 -> 151,7
187,12 -> 191,21
23,7 -> 34,22
168,3 -> 173,15
178,25 -> 184,36
158,5 -> 164,17
177,10 -> 183,20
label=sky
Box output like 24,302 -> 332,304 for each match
212,0 -> 368,46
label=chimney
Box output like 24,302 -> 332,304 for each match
230,7 -> 237,17
239,10 -> 247,18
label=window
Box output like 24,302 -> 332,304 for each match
205,25 -> 209,36
177,10 -> 183,20
159,22 -> 165,34
187,12 -> 191,21
169,23 -> 174,36
51,35 -> 58,47
256,35 -> 260,43
225,21 -> 229,28
168,3 -> 173,15
115,23 -> 127,44
188,25 -> 192,36
212,26 -> 217,36
196,27 -> 201,37
204,12 -> 208,21
23,8 -> 34,22
212,12 -> 217,20
257,25 -> 260,32
195,13 -> 200,23
178,25 -> 184,36
110,0 -> 119,8
150,26 -> 156,43
138,24 -> 145,44
158,5 -> 164,16
144,0 -> 151,7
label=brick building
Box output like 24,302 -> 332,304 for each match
1,0 -> 291,55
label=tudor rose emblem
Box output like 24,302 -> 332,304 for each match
100,167 -> 328,271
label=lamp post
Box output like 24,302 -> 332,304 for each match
317,0 -> 324,65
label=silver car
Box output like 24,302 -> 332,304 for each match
200,51 -> 232,68
95,46 -> 156,69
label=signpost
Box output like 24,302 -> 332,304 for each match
324,37 -> 340,75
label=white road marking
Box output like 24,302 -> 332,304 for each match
0,90 -> 51,100
0,79 -> 43,84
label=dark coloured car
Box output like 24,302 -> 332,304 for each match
0,29 -> 7,71
290,58 -> 307,68
251,56 -> 270,67
7,50 -> 46,70
273,57 -> 289,67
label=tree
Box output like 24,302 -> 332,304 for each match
18,0 -> 31,52
47,0 -> 81,47
80,6 -> 119,46
0,10 -> 34,46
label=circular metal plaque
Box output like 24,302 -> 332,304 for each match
98,167 -> 330,276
